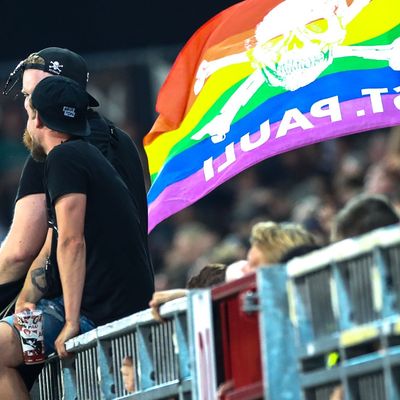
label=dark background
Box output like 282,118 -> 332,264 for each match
2,1 -> 238,62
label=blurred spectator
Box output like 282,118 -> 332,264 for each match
243,221 -> 317,274
333,152 -> 365,205
155,222 -> 219,290
206,235 -> 247,266
223,221 -> 318,281
364,125 -> 400,210
330,193 -> 400,242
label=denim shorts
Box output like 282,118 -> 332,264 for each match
1,297 -> 95,357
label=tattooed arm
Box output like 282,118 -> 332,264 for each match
15,228 -> 52,313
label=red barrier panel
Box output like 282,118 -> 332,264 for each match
212,273 -> 264,400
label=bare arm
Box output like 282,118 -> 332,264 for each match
54,193 -> 87,358
0,194 -> 47,284
149,289 -> 188,322
15,228 -> 52,312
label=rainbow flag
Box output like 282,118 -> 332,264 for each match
144,0 -> 400,232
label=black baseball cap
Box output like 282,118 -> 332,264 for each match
31,76 -> 91,137
4,47 -> 99,107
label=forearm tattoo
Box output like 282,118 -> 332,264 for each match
31,268 -> 48,294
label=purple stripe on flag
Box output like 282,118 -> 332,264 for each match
148,95 -> 400,231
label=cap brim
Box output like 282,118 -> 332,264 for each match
40,114 -> 91,137
88,93 -> 99,107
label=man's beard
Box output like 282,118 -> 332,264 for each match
22,129 -> 32,151
23,129 -> 47,162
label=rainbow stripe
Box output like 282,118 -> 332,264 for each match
144,0 -> 400,232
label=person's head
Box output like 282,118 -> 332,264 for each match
186,263 -> 227,289
4,47 -> 98,110
244,221 -> 317,273
331,194 -> 400,241
25,75 -> 90,161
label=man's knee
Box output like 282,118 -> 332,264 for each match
0,322 -> 23,368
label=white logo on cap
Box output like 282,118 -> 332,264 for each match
49,61 -> 63,74
63,106 -> 75,118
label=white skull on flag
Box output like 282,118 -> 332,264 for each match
250,0 -> 347,90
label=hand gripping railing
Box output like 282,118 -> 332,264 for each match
31,296 -> 191,400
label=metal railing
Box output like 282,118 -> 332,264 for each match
287,224 -> 400,400
287,224 -> 400,343
32,296 -> 190,400
30,224 -> 400,400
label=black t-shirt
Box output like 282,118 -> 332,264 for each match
45,140 -> 154,326
16,110 -> 149,238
